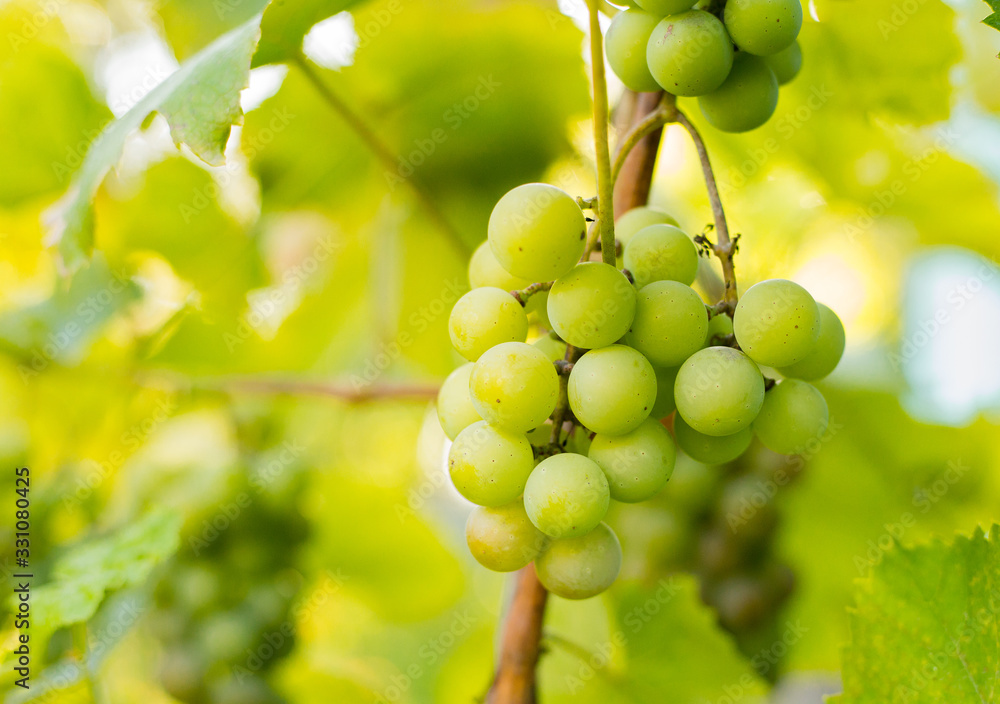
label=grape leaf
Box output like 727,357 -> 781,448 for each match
46,14 -> 264,271
252,0 -> 368,67
836,525 -> 1000,703
985,0 -> 1000,32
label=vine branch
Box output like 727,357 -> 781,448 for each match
587,0 -> 616,266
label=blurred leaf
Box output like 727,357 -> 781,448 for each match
985,0 -> 1000,32
157,0 -> 270,60
836,525 -> 1000,703
253,0 -> 367,67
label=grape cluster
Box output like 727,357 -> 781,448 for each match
606,0 -> 804,132
438,183 -> 844,600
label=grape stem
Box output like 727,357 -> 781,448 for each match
610,93 -> 677,186
587,0 -> 617,267
511,281 -> 554,306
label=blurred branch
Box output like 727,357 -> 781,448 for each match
612,91 -> 668,214
610,93 -> 675,186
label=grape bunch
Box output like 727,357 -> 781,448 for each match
437,182 -> 844,600
606,0 -> 804,132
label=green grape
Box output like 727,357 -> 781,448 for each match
470,342 -> 560,433
606,9 -> 662,92
651,365 -> 679,419
674,346 -> 765,436
666,455 -> 721,514
568,345 -> 657,436
565,425 -> 593,456
532,333 -> 568,363
449,287 -> 528,362
623,224 -> 700,288
647,11 -> 734,97
698,54 -> 778,133
615,206 -> 680,247
448,421 -> 534,506
724,0 -> 802,56
468,241 -> 531,291
777,303 -> 845,381
547,262 -> 637,349
673,414 -> 752,464
634,0 -> 697,15
529,290 -> 551,328
626,281 -> 708,367
466,501 -> 547,572
589,418 -> 676,502
753,379 -> 829,454
763,39 -> 802,84
524,453 -> 610,538
733,279 -> 821,367
436,363 -> 482,440
704,313 -> 734,346
488,183 -> 587,281
535,522 -> 622,600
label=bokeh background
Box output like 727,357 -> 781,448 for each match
1,0 -> 1000,701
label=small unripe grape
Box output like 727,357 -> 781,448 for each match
471,342 -> 560,433
569,345 -> 657,436
468,241 -> 531,291
466,501 -> 547,572
634,0 -> 697,15
606,9 -> 662,92
623,224 -> 699,289
448,421 -> 534,506
674,346 -> 765,436
536,522 -> 622,600
777,303 -> 845,381
753,379 -> 829,455
589,418 -> 676,502
733,279 -> 821,367
615,206 -> 680,247
673,414 -> 752,464
436,363 -> 482,440
724,0 -> 802,56
532,333 -> 568,363
524,453 -> 610,538
651,365 -> 679,418
698,53 -> 778,133
488,183 -> 586,281
764,40 -> 802,84
547,262 -> 637,349
626,281 -> 708,367
647,10 -> 734,97
705,313 -> 734,346
449,287 -> 528,362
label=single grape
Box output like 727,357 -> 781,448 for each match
436,363 -> 482,440
535,522 -> 622,600
547,262 -> 637,349
753,379 -> 829,454
777,303 -> 845,381
666,455 -> 721,515
470,342 -> 560,433
488,183 -> 586,281
634,0 -> 697,15
449,287 -> 528,362
733,279 -> 821,367
673,414 -> 753,464
529,290 -> 551,328
589,418 -> 676,502
698,53 -> 778,133
448,421 -> 534,506
674,346 -> 765,436
724,0 -> 802,56
705,313 -> 734,346
626,280 -> 708,367
647,10 -> 734,97
623,224 -> 700,289
533,333 -> 568,363
468,241 -> 531,291
466,501 -> 547,572
524,453 -> 610,538
764,39 -> 802,84
565,425 -> 593,456
615,206 -> 680,248
568,345 -> 657,436
651,365 -> 679,418
606,9 -> 662,92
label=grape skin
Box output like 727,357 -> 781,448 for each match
634,0 -> 697,15
615,206 -> 680,247
647,10 -> 734,97
606,9 -> 663,93
623,224 -> 700,288
651,365 -> 679,419
698,54 -> 779,133
536,522 -> 622,600
436,363 -> 482,440
548,262 -> 637,349
568,345 -> 657,436
470,342 -> 560,433
488,183 -> 586,281
724,0 -> 802,56
524,453 -> 611,539
764,40 -> 802,85
674,414 -> 753,464
532,333 -> 568,363
733,279 -> 821,368
753,379 -> 829,455
777,303 -> 845,381
674,346 -> 765,436
589,418 -> 676,502
705,313 -> 734,346
468,241 -> 546,320
448,421 -> 535,506
626,280 -> 708,367
466,502 -> 548,572
449,287 -> 528,362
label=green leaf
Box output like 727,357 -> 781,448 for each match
253,0 -> 367,67
985,0 -> 1000,34
836,525 -> 1000,703
46,14 -> 264,271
